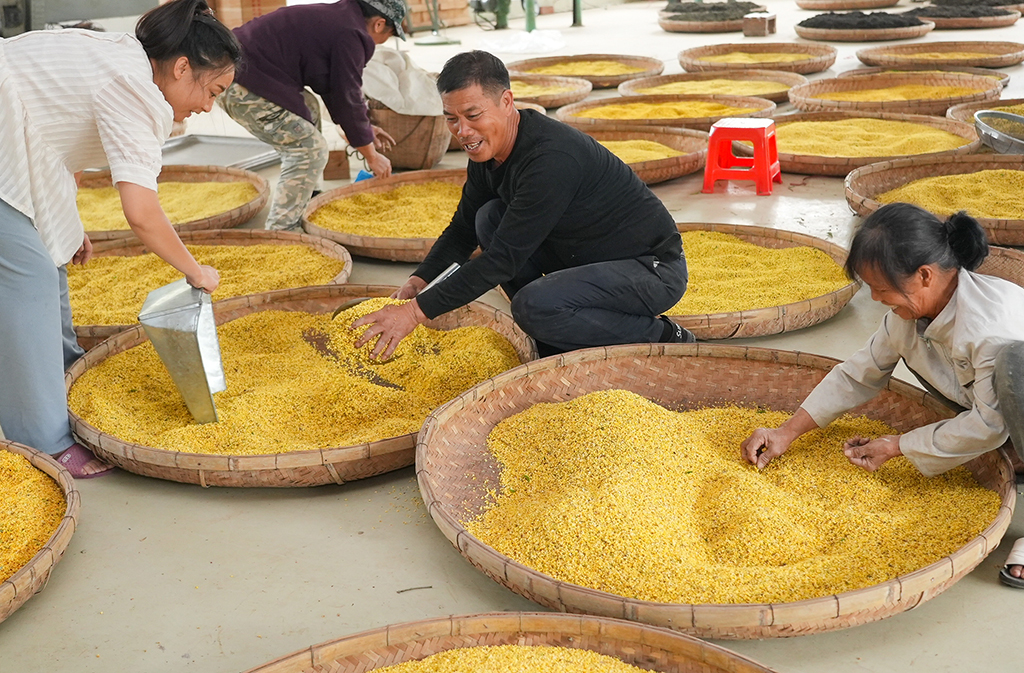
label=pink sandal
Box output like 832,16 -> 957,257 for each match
55,443 -> 114,479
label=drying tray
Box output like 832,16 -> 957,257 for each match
916,10 -> 1021,29
580,124 -> 709,185
506,53 -> 665,89
72,229 -> 354,351
796,0 -> 899,8
303,169 -> 466,263
844,154 -> 1024,244
794,21 -> 935,42
556,94 -> 776,133
840,65 -> 1009,88
668,223 -> 858,338
678,43 -> 838,75
947,96 -> 1024,122
416,343 -> 1015,639
160,134 -> 279,171
619,69 -> 808,104
66,284 -> 536,488
978,245 -> 1024,285
788,71 -> 1002,116
243,613 -> 776,673
0,440 -> 80,626
79,165 -> 269,241
856,41 -> 1024,68
510,74 -> 592,108
657,6 -> 766,33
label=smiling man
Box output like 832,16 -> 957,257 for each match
353,50 -> 692,358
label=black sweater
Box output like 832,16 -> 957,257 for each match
414,110 -> 682,319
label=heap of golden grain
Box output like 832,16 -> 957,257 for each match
374,645 -> 653,673
697,52 -> 812,64
637,78 -> 788,97
774,118 -> 969,157
812,84 -> 984,103
598,140 -> 684,164
878,169 -> 1024,220
574,101 -> 757,120
525,60 -> 644,76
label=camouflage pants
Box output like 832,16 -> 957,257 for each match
218,83 -> 328,231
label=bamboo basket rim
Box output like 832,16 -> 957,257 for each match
302,169 -> 466,263
678,43 -> 838,75
947,96 -> 1024,122
793,20 -> 935,42
66,284 -> 536,488
415,343 -> 1016,639
619,70 -> 808,104
0,440 -> 81,626
243,612 -> 778,673
509,74 -> 593,108
506,53 -> 665,89
788,71 -> 1002,115
556,94 -> 776,131
796,0 -> 899,8
916,10 -> 1021,29
657,15 -> 747,33
839,65 -> 1009,88
856,40 -> 1024,67
78,165 -> 269,241
579,124 -> 710,185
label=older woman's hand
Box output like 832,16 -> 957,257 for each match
741,427 -> 795,470
843,435 -> 902,472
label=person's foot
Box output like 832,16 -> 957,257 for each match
999,537 -> 1024,588
659,316 -> 696,344
54,443 -> 114,479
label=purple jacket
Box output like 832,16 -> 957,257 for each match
233,0 -> 376,147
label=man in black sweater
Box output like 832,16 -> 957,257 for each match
353,50 -> 692,358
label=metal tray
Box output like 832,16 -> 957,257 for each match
975,110 -> 1024,154
161,134 -> 279,170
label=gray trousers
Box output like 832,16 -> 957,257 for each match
476,200 -> 688,356
0,198 -> 83,454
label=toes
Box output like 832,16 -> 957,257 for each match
1011,565 -> 1024,579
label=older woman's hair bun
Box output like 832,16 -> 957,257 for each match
944,211 -> 989,272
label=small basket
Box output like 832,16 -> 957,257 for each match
303,169 -> 466,262
844,154 -> 1024,245
619,69 -> 808,104
840,65 -> 1009,89
793,21 -> 935,42
78,165 -> 269,241
506,53 -> 664,89
947,96 -> 1024,122
367,98 -> 449,171
917,10 -> 1021,30
66,285 -> 536,488
510,74 -> 592,108
0,440 -> 80,626
796,0 -> 899,8
556,94 -> 775,133
243,612 -> 776,673
669,223 -> 859,338
678,42 -> 838,75
72,229 -> 354,351
416,343 -> 1015,639
856,41 -> 1024,68
578,124 -> 709,185
788,71 -> 1001,116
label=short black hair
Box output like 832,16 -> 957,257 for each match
357,0 -> 397,34
845,202 -> 989,292
436,50 -> 510,99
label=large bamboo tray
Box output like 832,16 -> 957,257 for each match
619,70 -> 808,104
506,54 -> 664,89
669,223 -> 858,338
245,612 -> 776,673
856,41 -> 1024,68
556,94 -> 775,133
678,43 -> 838,75
303,169 -> 465,263
658,9 -> 765,33
918,10 -> 1021,29
734,110 -> 980,177
844,154 -> 1024,245
794,21 -> 935,42
788,71 -> 1001,116
416,343 -> 1016,639
796,0 -> 899,8
840,65 -> 1009,89
510,74 -> 592,108
978,245 -> 1024,286
78,165 -> 269,241
947,96 -> 1024,122
72,229 -> 354,351
66,285 -> 536,488
0,440 -> 80,626
581,124 -> 709,185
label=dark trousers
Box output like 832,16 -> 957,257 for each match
475,199 -> 688,356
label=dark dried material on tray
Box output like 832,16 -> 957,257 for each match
663,0 -> 762,21
905,5 -> 1013,15
932,0 -> 1019,7
798,10 -> 926,28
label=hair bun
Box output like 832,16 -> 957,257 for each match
945,211 -> 989,272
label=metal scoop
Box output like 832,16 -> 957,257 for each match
329,262 -> 463,320
139,279 -> 226,424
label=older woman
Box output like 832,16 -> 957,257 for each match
0,0 -> 240,477
741,203 -> 1024,588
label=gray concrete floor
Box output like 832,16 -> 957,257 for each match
3,2 -> 1024,671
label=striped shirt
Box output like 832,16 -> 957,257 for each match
0,29 -> 172,265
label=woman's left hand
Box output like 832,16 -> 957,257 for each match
72,233 -> 93,265
372,125 -> 396,153
843,434 -> 902,472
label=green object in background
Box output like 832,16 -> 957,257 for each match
525,0 -> 536,31
495,0 -> 510,28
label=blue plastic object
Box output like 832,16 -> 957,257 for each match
354,169 -> 374,182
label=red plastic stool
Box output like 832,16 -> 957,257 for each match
702,118 -> 782,196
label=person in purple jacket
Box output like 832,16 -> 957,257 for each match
218,0 -> 405,231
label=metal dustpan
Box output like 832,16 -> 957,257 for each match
139,279 -> 226,424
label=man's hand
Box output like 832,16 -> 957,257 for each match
72,233 -> 93,265
372,125 -> 396,153
391,276 -> 427,300
741,426 -> 796,471
843,435 -> 902,472
351,300 -> 427,360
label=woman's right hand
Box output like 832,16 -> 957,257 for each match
186,264 -> 220,293
741,427 -> 795,470
391,276 -> 427,300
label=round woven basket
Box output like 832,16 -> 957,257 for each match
793,21 -> 935,42
669,223 -> 858,338
416,343 -> 1016,639
506,54 -> 664,89
367,99 -> 449,171
678,43 -> 838,75
510,74 -> 592,108
66,285 -> 536,488
844,154 -> 1024,245
947,96 -> 1024,122
619,69 -> 808,104
734,110 -> 980,177
302,169 -> 465,263
243,612 -> 776,673
658,15 -> 749,33
0,440 -> 80,626
516,100 -> 548,114
839,65 -> 1009,89
78,165 -> 269,241
856,41 -> 1024,68
579,124 -> 709,185
918,10 -> 1021,29
72,229 -> 354,351
788,71 -> 1001,116
796,0 -> 899,8
556,94 -> 776,133
978,245 -> 1024,285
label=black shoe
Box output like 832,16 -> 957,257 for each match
659,316 -> 696,344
